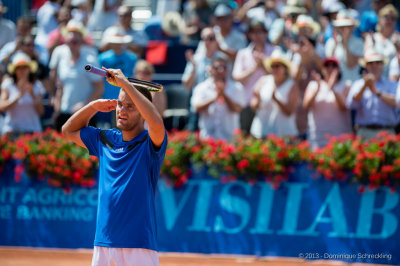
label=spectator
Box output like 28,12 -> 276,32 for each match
268,0 -> 307,48
209,3 -> 247,62
182,0 -> 214,43
100,6 -> 148,58
182,27 -> 225,131
0,53 -> 45,135
291,14 -> 324,57
97,28 -> 137,128
0,1 -> 16,50
87,0 -> 122,32
144,11 -> 185,44
191,56 -> 246,141
49,24 -> 103,131
347,49 -> 397,140
325,9 -> 364,83
290,34 -> 324,139
365,4 -> 399,78
389,39 -> 400,81
19,35 -> 52,95
0,16 -> 39,66
232,19 -> 277,135
47,6 -> 73,56
318,0 -> 346,43
357,0 -> 392,38
70,0 -> 90,25
250,49 -> 299,138
134,60 -> 167,117
236,0 -> 282,31
303,57 -> 351,149
35,0 -> 62,50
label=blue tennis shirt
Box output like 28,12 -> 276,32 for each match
80,127 -> 168,250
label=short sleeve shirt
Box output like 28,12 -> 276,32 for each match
80,127 -> 168,250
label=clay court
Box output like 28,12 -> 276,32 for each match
0,248 -> 394,266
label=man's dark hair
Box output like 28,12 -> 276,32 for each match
121,86 -> 153,102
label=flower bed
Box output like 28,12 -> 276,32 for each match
1,129 -> 400,191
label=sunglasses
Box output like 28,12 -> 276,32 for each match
203,36 -> 216,42
270,64 -> 284,69
212,65 -> 227,71
324,63 -> 338,68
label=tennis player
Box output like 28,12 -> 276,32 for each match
62,68 -> 167,266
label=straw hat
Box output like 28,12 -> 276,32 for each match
282,0 -> 307,15
292,14 -> 321,37
105,27 -> 132,44
332,9 -> 359,27
263,49 -> 291,72
358,48 -> 388,67
7,52 -> 38,74
161,11 -> 185,37
62,19 -> 87,37
0,1 -> 8,14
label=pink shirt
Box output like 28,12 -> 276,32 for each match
232,43 -> 276,104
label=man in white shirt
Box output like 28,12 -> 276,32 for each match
191,56 -> 246,141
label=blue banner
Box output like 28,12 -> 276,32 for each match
0,164 -> 398,264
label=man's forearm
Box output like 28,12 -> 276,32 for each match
62,102 -> 97,134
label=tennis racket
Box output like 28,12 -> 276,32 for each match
84,64 -> 163,92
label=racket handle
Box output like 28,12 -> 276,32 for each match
84,64 -> 109,77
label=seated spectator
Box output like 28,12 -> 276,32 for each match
100,5 -> 148,57
191,56 -> 246,141
303,57 -> 351,149
49,25 -> 103,131
232,19 -> 278,135
364,4 -> 399,78
0,53 -> 45,135
97,28 -> 137,128
0,1 -> 16,50
325,9 -> 364,83
347,49 -> 397,140
250,49 -> 299,138
134,60 -> 167,117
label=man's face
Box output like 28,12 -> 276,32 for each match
116,90 -> 143,131
210,59 -> 228,80
366,61 -> 384,79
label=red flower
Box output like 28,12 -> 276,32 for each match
237,159 -> 249,170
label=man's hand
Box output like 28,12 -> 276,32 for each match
103,67 -> 130,88
90,99 -> 117,113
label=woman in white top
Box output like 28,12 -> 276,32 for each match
250,49 -> 299,138
0,52 -> 44,135
303,56 -> 351,149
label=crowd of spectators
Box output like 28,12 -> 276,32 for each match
1,0 -> 400,149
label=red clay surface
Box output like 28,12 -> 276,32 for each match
0,247 -> 394,266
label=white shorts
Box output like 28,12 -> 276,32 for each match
92,246 -> 159,266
